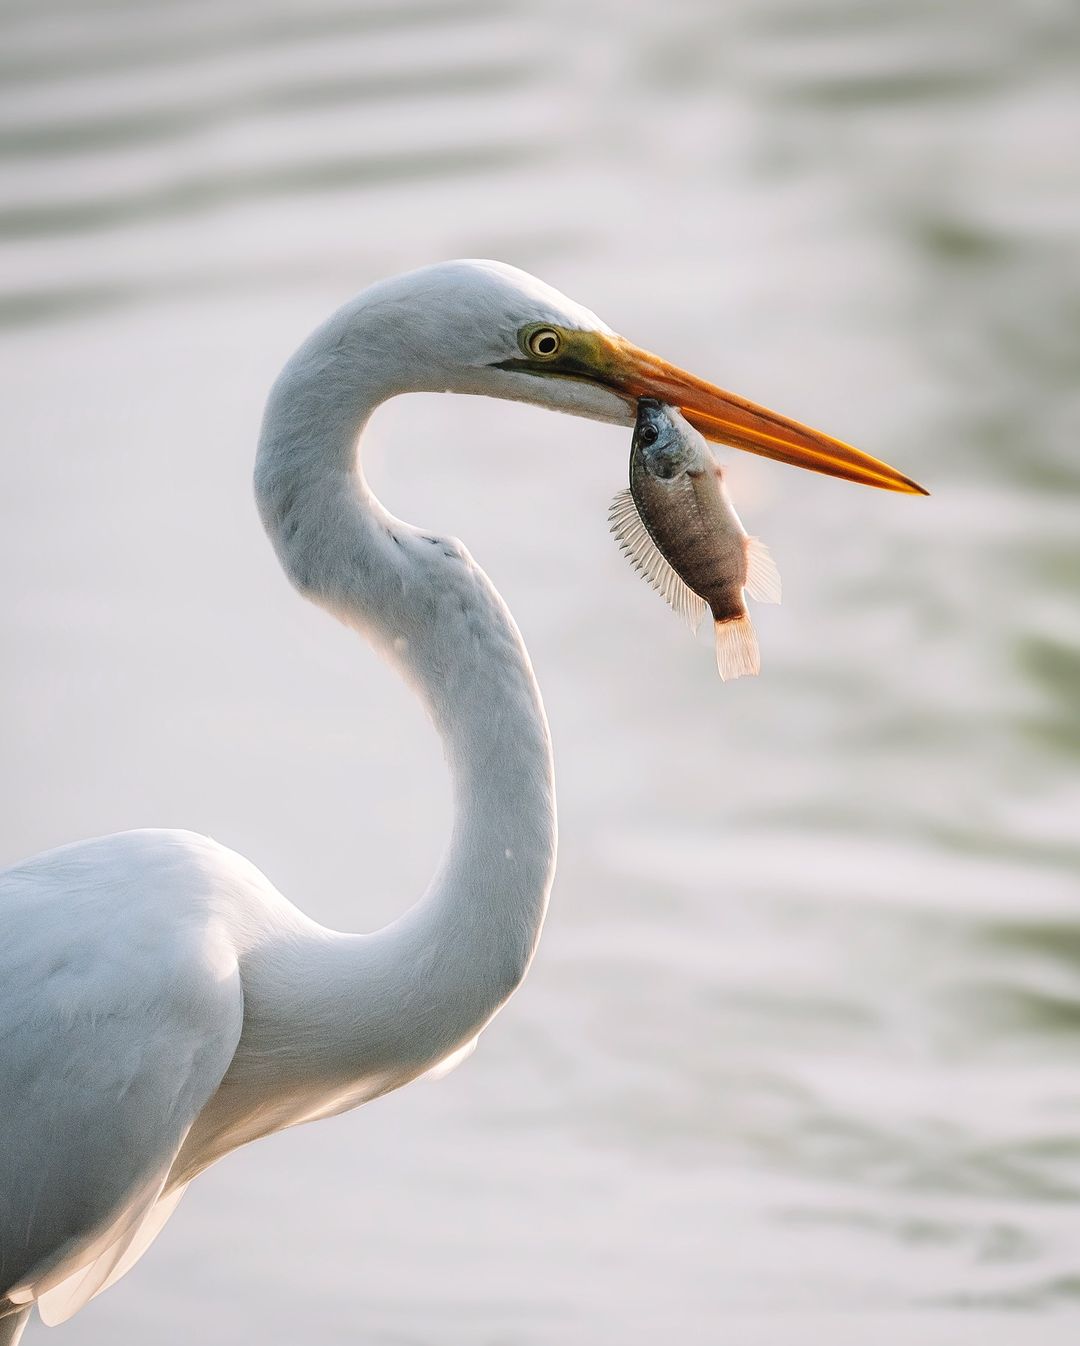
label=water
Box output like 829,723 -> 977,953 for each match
2,1 -> 1079,1341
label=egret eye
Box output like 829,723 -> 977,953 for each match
525,327 -> 561,359
640,424 -> 659,445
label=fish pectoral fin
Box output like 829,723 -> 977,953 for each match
744,537 -> 782,604
714,615 -> 760,681
608,489 -> 707,632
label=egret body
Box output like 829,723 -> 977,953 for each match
0,261 -> 921,1344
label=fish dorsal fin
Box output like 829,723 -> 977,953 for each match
744,536 -> 782,604
609,488 -> 707,632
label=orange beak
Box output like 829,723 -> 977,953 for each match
603,336 -> 927,494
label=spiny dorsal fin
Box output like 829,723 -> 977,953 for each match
609,489 -> 707,632
714,615 -> 760,681
744,536 -> 782,604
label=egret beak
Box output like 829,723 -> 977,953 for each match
603,337 -> 927,495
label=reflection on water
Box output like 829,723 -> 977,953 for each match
2,1 -> 1078,1342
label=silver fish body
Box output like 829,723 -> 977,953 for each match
610,399 -> 781,679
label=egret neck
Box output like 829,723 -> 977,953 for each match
251,297 -> 557,1097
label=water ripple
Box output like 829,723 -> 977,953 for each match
0,62 -> 536,160
0,0 -> 510,85
0,141 -> 550,241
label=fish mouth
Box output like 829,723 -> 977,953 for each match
601,336 -> 927,495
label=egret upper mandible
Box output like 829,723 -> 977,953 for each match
0,260 -> 922,1344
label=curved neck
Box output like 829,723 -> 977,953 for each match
253,302 -> 557,1081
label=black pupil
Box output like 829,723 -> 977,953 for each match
641,424 -> 658,445
536,334 -> 557,354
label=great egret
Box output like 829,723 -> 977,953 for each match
0,260 -> 921,1344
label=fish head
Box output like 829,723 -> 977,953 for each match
633,399 -> 707,480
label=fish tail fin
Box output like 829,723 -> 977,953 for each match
745,537 -> 782,604
714,615 -> 760,681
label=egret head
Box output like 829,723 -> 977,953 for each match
357,259 -> 925,494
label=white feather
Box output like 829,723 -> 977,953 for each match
3,261 -> 640,1325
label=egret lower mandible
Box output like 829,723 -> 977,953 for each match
0,260 -> 923,1344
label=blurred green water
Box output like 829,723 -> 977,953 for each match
1,1 -> 1079,1342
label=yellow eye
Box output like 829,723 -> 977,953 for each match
525,327 -> 561,359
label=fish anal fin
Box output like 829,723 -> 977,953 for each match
609,489 -> 707,632
744,537 -> 781,604
714,615 -> 760,681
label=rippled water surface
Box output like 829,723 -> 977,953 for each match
2,1 -> 1079,1342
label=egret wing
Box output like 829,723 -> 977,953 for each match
0,833 -> 244,1321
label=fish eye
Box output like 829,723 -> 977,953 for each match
640,423 -> 659,445
524,327 -> 561,359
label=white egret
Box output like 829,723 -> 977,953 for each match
0,260 -> 922,1343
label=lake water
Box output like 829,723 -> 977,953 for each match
2,1 -> 1079,1342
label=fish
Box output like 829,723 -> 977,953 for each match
609,398 -> 781,680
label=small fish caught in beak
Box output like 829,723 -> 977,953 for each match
611,399 -> 781,680
603,337 -> 927,495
